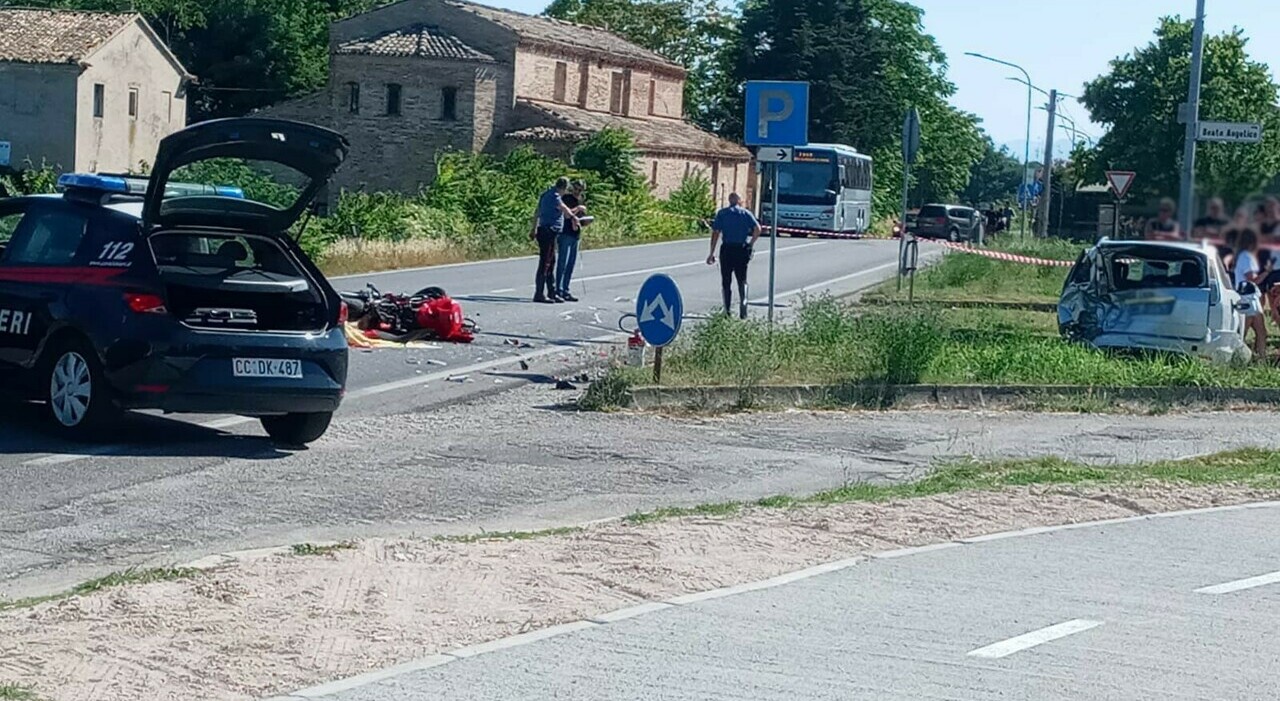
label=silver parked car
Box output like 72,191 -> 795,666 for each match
1058,239 -> 1252,365
915,204 -> 983,242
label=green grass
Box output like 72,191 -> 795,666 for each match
0,567 -> 201,613
290,542 -> 357,557
0,685 -> 38,700
865,238 -> 1082,304
437,526 -> 584,543
621,448 -> 1280,524
610,299 -> 1280,392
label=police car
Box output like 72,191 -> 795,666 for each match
0,118 -> 350,444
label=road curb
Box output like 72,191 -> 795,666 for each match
624,383 -> 1280,412
261,499 -> 1280,700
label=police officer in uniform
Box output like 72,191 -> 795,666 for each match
706,192 -> 762,319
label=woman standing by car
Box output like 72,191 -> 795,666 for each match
1234,228 -> 1269,361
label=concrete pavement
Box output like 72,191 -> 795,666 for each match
294,503 -> 1280,701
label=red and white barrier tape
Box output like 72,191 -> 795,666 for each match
932,240 -> 1075,267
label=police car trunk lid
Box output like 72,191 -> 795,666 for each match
142,118 -> 348,236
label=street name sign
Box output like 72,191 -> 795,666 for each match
756,146 -> 793,163
1196,121 -> 1263,144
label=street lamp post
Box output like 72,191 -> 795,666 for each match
968,52 -> 1032,238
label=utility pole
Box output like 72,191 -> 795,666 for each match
1178,0 -> 1208,233
1036,89 -> 1057,237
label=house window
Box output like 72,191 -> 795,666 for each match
128,88 -> 139,119
93,84 -> 105,118
441,87 -> 457,121
162,91 -> 173,122
609,72 -> 624,114
553,61 -> 568,103
647,79 -> 656,115
385,83 -> 401,116
347,82 -> 360,114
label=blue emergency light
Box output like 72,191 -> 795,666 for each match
57,173 -> 245,199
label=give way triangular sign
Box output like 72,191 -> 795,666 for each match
1105,170 -> 1137,200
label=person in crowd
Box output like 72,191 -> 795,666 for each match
707,192 -> 762,319
555,180 -> 587,302
529,177 -> 579,304
1233,227 -> 1270,361
1144,198 -> 1182,240
1192,197 -> 1230,240
1261,197 -> 1280,239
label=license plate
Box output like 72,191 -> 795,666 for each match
232,358 -> 302,379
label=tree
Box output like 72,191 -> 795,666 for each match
1080,16 -> 1280,204
22,0 -> 381,120
718,0 -> 981,214
543,0 -> 734,130
963,136 -> 1024,206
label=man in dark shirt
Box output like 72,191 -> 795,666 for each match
530,177 -> 579,303
707,192 -> 762,319
555,180 -> 587,302
1192,197 -> 1229,240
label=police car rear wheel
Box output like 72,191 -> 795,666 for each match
44,341 -> 116,437
261,412 -> 333,446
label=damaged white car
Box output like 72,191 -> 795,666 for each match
1058,239 -> 1254,365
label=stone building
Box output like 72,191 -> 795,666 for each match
0,9 -> 191,174
263,0 -> 751,205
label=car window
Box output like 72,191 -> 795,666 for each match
3,207 -> 88,265
918,206 -> 947,218
0,212 -> 22,247
1068,252 -> 1093,285
1109,255 -> 1205,290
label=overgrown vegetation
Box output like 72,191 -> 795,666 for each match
623,447 -> 1280,523
0,685 -> 38,700
0,567 -> 201,613
586,242 -> 1280,402
290,541 -> 356,556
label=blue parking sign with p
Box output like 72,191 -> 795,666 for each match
744,81 -> 809,146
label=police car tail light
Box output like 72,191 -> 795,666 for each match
125,292 -> 168,314
338,301 -> 349,324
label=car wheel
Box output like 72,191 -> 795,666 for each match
261,412 -> 333,445
43,339 -> 118,439
948,228 -> 960,242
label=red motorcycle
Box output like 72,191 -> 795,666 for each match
340,284 -> 475,343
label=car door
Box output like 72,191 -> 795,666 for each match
0,200 -> 94,370
0,198 -> 31,371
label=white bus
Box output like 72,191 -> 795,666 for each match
759,143 -> 873,237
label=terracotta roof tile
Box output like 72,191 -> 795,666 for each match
447,0 -> 681,72
336,23 -> 495,62
507,100 -> 748,159
0,9 -> 135,64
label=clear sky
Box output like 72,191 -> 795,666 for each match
478,0 -> 1279,156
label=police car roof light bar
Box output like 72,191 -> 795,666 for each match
57,173 -> 245,200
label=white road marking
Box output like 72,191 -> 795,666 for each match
489,288 -> 515,294
967,619 -> 1102,659
20,254 -> 899,465
1196,569 -> 1280,595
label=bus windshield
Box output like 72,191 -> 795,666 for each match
770,158 -> 838,205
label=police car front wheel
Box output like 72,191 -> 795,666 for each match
43,341 -> 117,437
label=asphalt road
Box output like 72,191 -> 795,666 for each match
313,504 -> 1280,701
0,236 -> 910,596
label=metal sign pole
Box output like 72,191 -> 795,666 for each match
653,345 -> 664,384
898,162 -> 910,291
767,161 -> 779,325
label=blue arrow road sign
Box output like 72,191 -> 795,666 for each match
635,274 -> 683,347
744,81 -> 809,146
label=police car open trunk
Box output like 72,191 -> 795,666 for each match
140,118 -> 349,332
